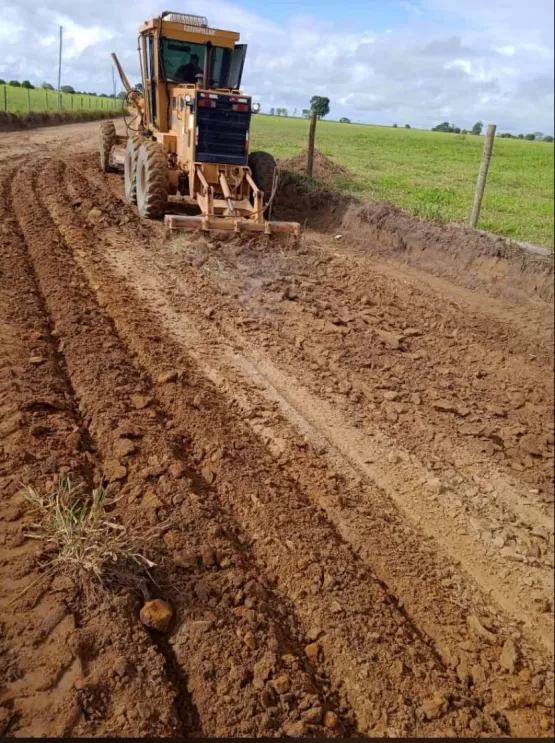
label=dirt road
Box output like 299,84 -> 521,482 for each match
1,120 -> 553,737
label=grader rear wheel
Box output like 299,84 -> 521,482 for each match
124,136 -> 142,205
99,121 -> 117,173
135,140 -> 169,219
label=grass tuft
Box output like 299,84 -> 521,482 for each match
21,476 -> 163,597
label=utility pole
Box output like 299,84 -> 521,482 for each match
112,65 -> 116,98
57,25 -> 63,110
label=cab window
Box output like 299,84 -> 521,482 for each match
161,38 -> 206,81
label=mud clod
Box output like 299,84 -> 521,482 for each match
157,370 -> 179,384
272,674 -> 291,695
139,599 -> 173,632
500,637 -> 519,673
420,693 -> 448,721
104,459 -> 127,481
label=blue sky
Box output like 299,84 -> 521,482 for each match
1,0 -> 553,134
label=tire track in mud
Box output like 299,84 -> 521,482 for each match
43,157 -> 555,736
184,241 -> 555,642
0,162 -> 181,738
43,163 -> 472,740
43,157 -> 500,740
96,233 -> 554,651
12,158 -> 355,738
3,135 -> 552,737
74,154 -> 555,507
146,230 -> 555,595
190,232 -> 554,501
67,170 -> 554,660
0,163 -> 85,737
73,153 -> 554,734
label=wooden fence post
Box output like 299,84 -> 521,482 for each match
3,86 -> 7,112
307,110 -> 317,177
470,124 -> 496,228
45,90 -> 48,110
57,25 -> 62,110
27,88 -> 31,112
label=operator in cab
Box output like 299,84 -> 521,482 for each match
175,53 -> 203,83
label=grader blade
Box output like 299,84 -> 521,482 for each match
164,214 -> 301,236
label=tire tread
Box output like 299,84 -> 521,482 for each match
136,140 -> 169,219
99,121 -> 116,173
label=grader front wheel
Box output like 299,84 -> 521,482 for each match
124,136 -> 142,205
136,140 -> 169,219
99,121 -> 117,173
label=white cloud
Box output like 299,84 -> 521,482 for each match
56,15 -> 117,57
445,59 -> 472,75
494,45 -> 516,57
0,0 -> 552,134
396,2 -> 424,16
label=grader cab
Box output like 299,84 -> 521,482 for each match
100,11 -> 300,236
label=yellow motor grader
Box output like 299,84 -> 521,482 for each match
100,11 -> 300,236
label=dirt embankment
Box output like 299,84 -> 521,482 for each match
278,150 -> 554,307
342,202 -> 554,305
0,124 -> 553,738
0,110 -> 123,133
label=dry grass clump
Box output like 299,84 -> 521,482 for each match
20,476 -> 162,598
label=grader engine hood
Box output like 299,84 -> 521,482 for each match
195,92 -> 252,166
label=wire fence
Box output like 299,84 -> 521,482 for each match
0,85 -> 122,114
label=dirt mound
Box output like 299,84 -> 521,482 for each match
342,201 -> 554,305
280,148 -> 352,185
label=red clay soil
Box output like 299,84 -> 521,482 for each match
0,120 -> 553,738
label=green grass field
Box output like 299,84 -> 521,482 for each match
250,115 -> 554,249
1,84 -> 120,114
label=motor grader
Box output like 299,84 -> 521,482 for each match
100,11 -> 300,236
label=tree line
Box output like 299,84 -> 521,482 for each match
431,119 -> 553,142
498,131 -> 553,142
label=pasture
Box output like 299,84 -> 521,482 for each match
251,115 -> 554,248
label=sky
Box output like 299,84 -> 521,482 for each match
0,0 -> 553,134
